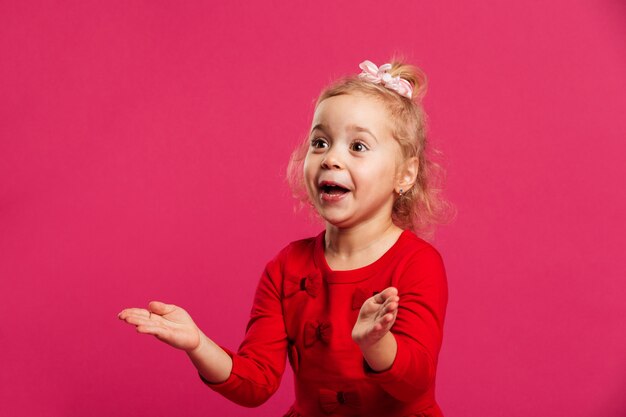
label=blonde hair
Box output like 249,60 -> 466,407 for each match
287,59 -> 455,240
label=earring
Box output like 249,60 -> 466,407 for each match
399,188 -> 404,196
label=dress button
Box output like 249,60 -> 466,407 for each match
336,391 -> 345,404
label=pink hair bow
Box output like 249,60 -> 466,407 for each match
358,60 -> 413,99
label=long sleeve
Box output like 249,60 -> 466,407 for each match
200,232 -> 447,416
201,254 -> 289,407
364,245 -> 448,402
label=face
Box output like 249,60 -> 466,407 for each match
303,93 -> 403,229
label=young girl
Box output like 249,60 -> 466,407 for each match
119,59 -> 451,417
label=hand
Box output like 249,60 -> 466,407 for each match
118,301 -> 201,352
352,287 -> 399,348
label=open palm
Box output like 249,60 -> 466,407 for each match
118,301 -> 201,352
352,287 -> 399,348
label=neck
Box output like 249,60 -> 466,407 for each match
324,216 -> 402,259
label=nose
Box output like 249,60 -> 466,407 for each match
321,148 -> 344,170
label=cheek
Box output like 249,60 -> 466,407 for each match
302,155 -> 313,180
360,157 -> 395,183
302,155 -> 317,192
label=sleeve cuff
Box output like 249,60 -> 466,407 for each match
197,346 -> 241,392
362,336 -> 411,383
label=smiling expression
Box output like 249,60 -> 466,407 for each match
303,93 -> 403,229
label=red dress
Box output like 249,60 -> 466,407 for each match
202,230 -> 448,417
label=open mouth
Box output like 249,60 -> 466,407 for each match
319,182 -> 350,200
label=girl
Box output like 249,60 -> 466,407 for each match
119,59 -> 452,417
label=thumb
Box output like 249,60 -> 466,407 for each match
148,301 -> 177,315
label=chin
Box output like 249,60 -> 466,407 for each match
320,214 -> 358,229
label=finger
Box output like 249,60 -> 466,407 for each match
380,311 -> 395,322
373,314 -> 395,332
377,298 -> 399,317
381,295 -> 399,308
148,301 -> 177,316
136,324 -> 168,337
381,287 -> 398,298
382,301 -> 399,315
374,287 -> 398,303
118,308 -> 151,320
375,314 -> 397,333
123,315 -> 160,328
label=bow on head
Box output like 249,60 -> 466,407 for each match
284,272 -> 321,298
304,320 -> 333,348
318,388 -> 361,414
358,60 -> 413,99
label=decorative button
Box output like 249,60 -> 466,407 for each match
304,320 -> 333,347
318,388 -> 360,414
284,271 -> 321,298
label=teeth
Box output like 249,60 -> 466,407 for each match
322,184 -> 348,193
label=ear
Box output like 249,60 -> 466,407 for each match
395,157 -> 419,194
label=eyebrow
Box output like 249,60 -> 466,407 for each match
310,123 -> 327,135
349,124 -> 378,143
310,123 -> 379,143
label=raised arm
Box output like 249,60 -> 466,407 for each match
118,301 -> 233,383
352,287 -> 400,371
118,254 -> 288,407
353,246 -> 448,401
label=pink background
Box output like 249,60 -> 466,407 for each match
1,1 -> 625,416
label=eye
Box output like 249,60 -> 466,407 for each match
311,138 -> 328,149
350,141 -> 369,152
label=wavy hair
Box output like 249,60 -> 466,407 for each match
287,59 -> 455,240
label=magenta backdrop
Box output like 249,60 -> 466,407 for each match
1,1 -> 625,416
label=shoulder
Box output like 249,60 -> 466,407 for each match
391,230 -> 447,288
273,233 -> 319,262
264,232 -> 321,272
396,230 -> 445,266
258,233 -> 321,295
